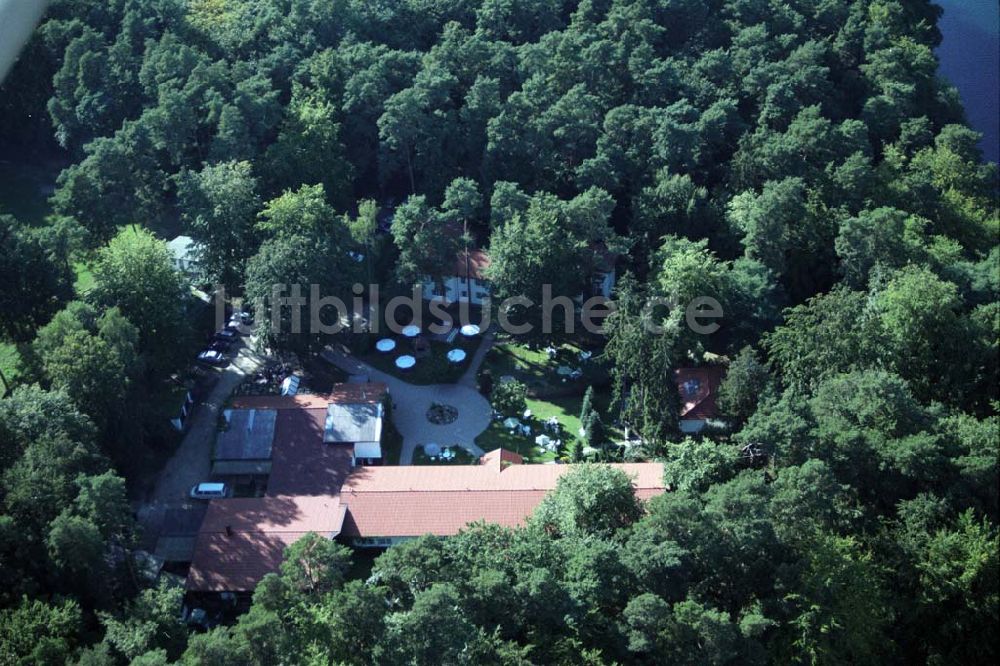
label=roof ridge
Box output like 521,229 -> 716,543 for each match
340,486 -> 665,495
203,528 -> 339,535
342,488 -> 570,493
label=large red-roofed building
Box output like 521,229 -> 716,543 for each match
187,445 -> 665,593
187,495 -> 346,592
184,375 -> 674,596
340,450 -> 664,547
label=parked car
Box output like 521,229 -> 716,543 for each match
231,310 -> 253,325
208,339 -> 231,352
197,350 -> 227,367
189,482 -> 230,500
214,329 -> 239,342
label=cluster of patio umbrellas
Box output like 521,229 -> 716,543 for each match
422,443 -> 458,460
535,434 -> 560,451
374,323 -> 482,368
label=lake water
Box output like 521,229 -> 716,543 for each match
935,0 -> 1000,163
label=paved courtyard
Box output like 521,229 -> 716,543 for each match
322,333 -> 494,464
137,333 -> 493,549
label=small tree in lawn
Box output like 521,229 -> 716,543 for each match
492,380 -> 527,417
584,410 -> 609,459
579,385 -> 595,425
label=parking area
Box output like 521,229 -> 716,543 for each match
136,337 -> 264,551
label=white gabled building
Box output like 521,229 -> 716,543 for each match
167,235 -> 200,275
421,248 -> 492,306
421,244 -> 617,306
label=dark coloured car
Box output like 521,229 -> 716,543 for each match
197,350 -> 228,367
214,329 -> 239,342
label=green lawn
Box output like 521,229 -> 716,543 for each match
483,341 -> 608,395
475,422 -> 560,463
475,390 -> 618,463
527,390 -> 615,439
360,336 -> 479,385
527,395 -> 586,440
0,158 -> 104,299
72,224 -> 145,296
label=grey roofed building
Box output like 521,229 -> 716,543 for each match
167,235 -> 200,274
323,402 -> 383,444
213,409 -> 277,475
323,402 -> 384,461
154,504 -> 208,562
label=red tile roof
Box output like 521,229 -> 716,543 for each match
187,384 -> 384,592
327,382 -> 388,404
480,448 -> 523,469
187,531 -> 303,592
185,442 -> 665,591
339,456 -> 665,538
265,408 -> 354,497
341,458 -> 662,494
230,394 -> 327,410
675,367 -> 725,420
230,383 -> 387,410
447,246 -> 609,282
198,495 -> 344,534
340,490 -> 549,537
187,495 -> 345,592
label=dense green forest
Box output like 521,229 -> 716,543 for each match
0,0 -> 997,664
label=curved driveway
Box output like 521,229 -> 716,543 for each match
322,335 -> 494,464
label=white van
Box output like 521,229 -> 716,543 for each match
189,482 -> 229,500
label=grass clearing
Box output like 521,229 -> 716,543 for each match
483,340 -> 608,395
475,389 -> 618,463
475,422 -> 560,463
